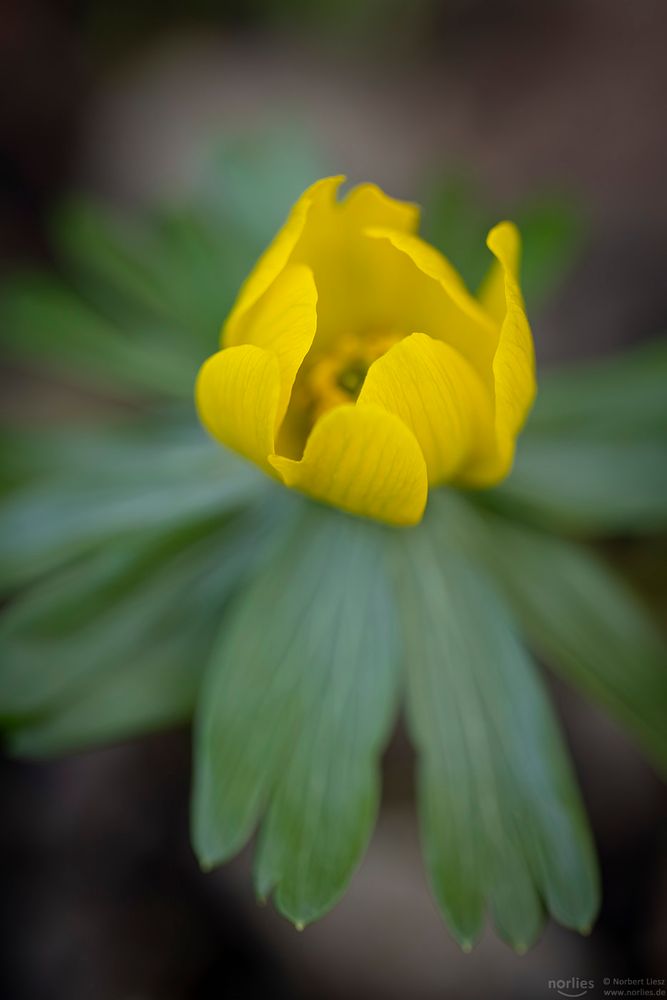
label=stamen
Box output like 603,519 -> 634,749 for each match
304,329 -> 402,418
277,329 -> 403,459
337,362 -> 368,397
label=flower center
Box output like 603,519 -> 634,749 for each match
277,329 -> 402,458
302,329 -> 402,419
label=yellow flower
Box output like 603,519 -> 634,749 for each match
196,177 -> 535,526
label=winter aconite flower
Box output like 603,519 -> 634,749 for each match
196,177 -> 535,525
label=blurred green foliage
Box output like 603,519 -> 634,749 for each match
424,174 -> 585,308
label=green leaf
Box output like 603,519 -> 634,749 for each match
514,197 -> 583,309
2,496 -> 290,753
6,627 -> 205,756
149,207 -> 251,347
193,503 -> 400,926
0,420 -> 264,588
489,339 -> 667,535
451,502 -> 667,775
395,496 -> 599,950
52,199 -> 246,357
0,274 -> 193,399
423,178 -> 583,309
1,526 -> 215,724
528,337 -> 667,436
488,436 -> 667,535
52,199 -> 180,325
0,429 -> 43,495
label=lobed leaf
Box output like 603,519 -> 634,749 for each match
193,502 -> 400,926
449,499 -> 667,775
395,497 -> 599,949
489,437 -> 667,535
7,627 -> 205,756
489,339 -> 667,534
2,496 -> 289,753
528,337 -> 667,436
0,274 -> 194,399
52,199 -> 248,356
0,420 -> 264,588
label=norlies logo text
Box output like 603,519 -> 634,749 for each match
548,978 -> 595,998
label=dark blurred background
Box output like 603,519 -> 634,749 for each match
1,1 -> 666,997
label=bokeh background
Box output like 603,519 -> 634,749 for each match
1,1 -> 666,997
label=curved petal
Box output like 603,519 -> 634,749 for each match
482,222 -> 537,477
358,333 -> 495,485
196,345 -> 280,473
340,182 -> 419,233
477,221 -> 520,325
223,176 -> 344,343
363,228 -> 498,378
226,263 -> 318,426
270,404 -> 428,526
225,177 -> 421,355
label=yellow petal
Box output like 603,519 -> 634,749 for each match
477,221 -> 520,325
293,184 -> 421,349
270,404 -> 428,526
340,182 -> 419,233
196,344 -> 280,473
225,263 -> 318,427
358,333 -> 495,485
363,228 -> 498,378
481,222 -> 537,477
224,176 -> 421,353
223,176 -> 344,344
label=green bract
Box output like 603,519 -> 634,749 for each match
1,135 -> 665,950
